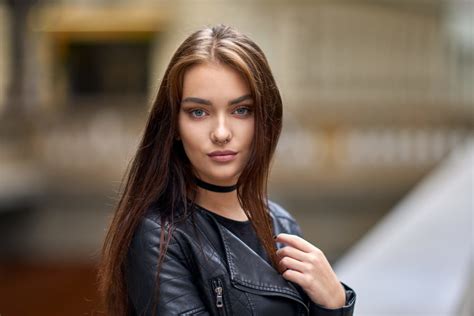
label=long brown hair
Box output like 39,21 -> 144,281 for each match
97,24 -> 283,315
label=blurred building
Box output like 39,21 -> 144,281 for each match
0,0 -> 472,315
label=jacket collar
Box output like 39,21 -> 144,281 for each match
199,207 -> 308,310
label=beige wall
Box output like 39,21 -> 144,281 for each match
0,3 -> 10,115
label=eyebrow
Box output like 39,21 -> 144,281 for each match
181,94 -> 253,106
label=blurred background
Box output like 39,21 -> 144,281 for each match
0,0 -> 472,315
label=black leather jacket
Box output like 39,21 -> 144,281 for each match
125,200 -> 356,315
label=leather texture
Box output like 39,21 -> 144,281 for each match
125,200 -> 356,315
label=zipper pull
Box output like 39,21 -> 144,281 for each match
215,285 -> 223,308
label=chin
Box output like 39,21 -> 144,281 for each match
202,170 -> 239,184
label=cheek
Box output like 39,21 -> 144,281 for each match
242,119 -> 255,147
178,119 -> 205,154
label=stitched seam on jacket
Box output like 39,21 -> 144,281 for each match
179,305 -> 206,315
219,223 -> 237,277
244,292 -> 255,315
146,211 -> 225,271
192,208 -> 233,265
233,278 -> 299,295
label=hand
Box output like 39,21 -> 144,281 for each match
275,233 -> 346,309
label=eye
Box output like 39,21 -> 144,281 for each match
189,108 -> 207,118
233,106 -> 252,116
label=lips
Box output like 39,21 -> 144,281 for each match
207,150 -> 238,162
208,150 -> 237,156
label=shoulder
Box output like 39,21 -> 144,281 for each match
131,201 -> 202,250
131,204 -> 165,245
126,203 -> 190,272
133,201 -> 191,240
127,206 -> 165,263
129,202 -> 184,253
267,199 -> 303,237
138,200 -> 190,231
268,199 -> 297,222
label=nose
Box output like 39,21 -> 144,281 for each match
211,114 -> 232,144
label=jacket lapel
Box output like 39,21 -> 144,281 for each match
209,214 -> 308,310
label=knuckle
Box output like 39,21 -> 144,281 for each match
281,257 -> 290,265
308,253 -> 319,264
305,262 -> 315,273
312,247 -> 323,256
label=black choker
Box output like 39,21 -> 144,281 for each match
194,177 -> 237,193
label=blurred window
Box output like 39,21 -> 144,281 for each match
67,40 -> 150,97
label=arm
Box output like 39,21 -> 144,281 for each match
125,216 -> 210,316
285,219 -> 357,316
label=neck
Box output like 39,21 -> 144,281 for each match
194,178 -> 248,221
194,177 -> 237,193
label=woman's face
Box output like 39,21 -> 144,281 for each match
178,62 -> 255,186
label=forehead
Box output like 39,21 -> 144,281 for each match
182,62 -> 251,100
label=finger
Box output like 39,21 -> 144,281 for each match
275,233 -> 315,253
276,246 -> 307,262
281,268 -> 306,286
279,256 -> 308,273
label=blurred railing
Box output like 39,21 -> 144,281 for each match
334,138 -> 473,316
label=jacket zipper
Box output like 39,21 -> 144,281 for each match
211,277 -> 226,314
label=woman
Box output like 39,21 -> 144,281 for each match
98,24 -> 356,316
